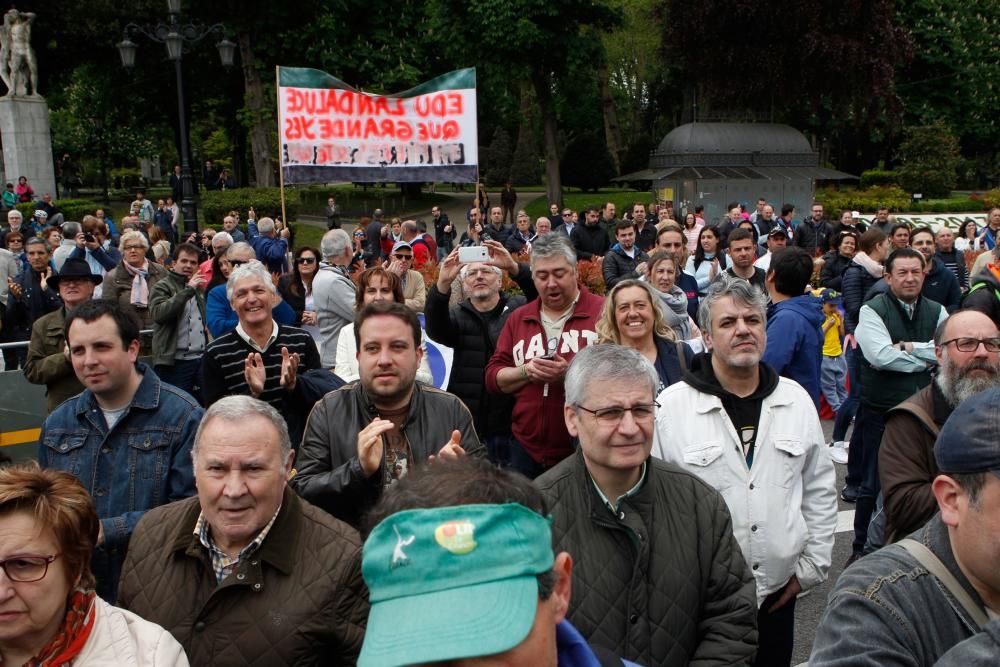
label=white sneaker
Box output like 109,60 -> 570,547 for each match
829,442 -> 849,465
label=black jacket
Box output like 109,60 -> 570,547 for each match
424,283 -> 527,438
535,450 -> 757,666
922,255 -> 962,313
571,223 -> 610,260
277,274 -> 307,325
842,261 -> 882,333
602,245 -> 649,288
433,213 -> 455,249
293,381 -> 485,527
819,251 -> 854,291
962,268 -> 1000,328
3,268 -> 60,337
794,219 -> 834,255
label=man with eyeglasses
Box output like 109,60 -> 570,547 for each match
794,202 -> 834,257
535,344 -> 757,666
654,275 -> 837,667
880,310 -> 1000,545
205,242 -> 297,338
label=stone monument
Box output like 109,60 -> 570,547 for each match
0,9 -> 56,198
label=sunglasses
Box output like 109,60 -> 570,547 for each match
296,257 -> 317,265
393,253 -> 413,260
228,259 -> 247,267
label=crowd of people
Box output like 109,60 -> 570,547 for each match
0,191 -> 999,666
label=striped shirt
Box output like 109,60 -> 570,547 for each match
200,322 -> 321,408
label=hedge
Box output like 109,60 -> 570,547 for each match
16,198 -> 102,221
815,187 -> 986,214
200,188 -> 300,224
859,169 -> 899,189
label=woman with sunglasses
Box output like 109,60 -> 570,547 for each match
278,246 -> 321,346
0,464 -> 187,665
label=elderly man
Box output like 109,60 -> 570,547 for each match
654,275 -> 837,667
848,247 -> 948,561
201,260 -> 319,411
221,214 -> 245,242
0,208 -> 25,246
811,387 -> 1000,665
399,219 -> 432,267
486,234 -> 603,478
534,216 -> 552,236
205,242 -> 297,337
360,457 -> 643,666
425,240 -> 535,463
293,301 -> 483,528
149,242 -> 209,396
247,216 -> 289,274
3,236 -> 60,370
37,299 -> 202,601
119,396 -> 368,666
312,228 -> 356,369
23,258 -> 102,411
385,240 -> 426,312
718,205 -> 743,249
880,310 -> 1000,543
934,225 -> 968,289
197,230 -> 232,284
534,345 -> 757,665
602,219 -> 648,288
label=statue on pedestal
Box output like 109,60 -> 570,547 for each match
0,9 -> 39,98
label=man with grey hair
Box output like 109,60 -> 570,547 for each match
654,274 -> 837,667
119,395 -> 368,665
247,215 -> 289,274
880,309 -> 1000,543
52,219 -> 80,270
205,242 -> 297,337
200,260 -> 320,412
400,219 -> 432,267
535,344 -> 757,665
486,233 -> 603,478
313,228 -> 357,369
197,230 -> 233,284
221,214 -> 245,242
426,239 -> 536,463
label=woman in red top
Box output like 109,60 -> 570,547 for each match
15,175 -> 33,203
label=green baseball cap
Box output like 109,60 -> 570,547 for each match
359,503 -> 555,666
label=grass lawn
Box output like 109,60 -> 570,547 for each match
291,223 -> 325,251
523,189 -> 647,219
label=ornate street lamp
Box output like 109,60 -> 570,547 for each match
117,1 -> 233,234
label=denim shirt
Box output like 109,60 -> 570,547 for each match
37,363 -> 202,601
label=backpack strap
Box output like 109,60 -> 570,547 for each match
898,538 -> 988,630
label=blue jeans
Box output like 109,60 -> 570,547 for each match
832,344 -> 861,442
820,354 -> 848,413
486,434 -> 513,468
852,404 -> 887,554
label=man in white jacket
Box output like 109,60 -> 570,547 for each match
653,274 -> 837,667
313,228 -> 357,370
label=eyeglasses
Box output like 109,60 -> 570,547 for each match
296,257 -> 317,265
575,402 -> 659,424
0,554 -> 59,582
228,259 -> 248,267
123,245 -> 145,251
940,337 -> 1000,353
393,253 -> 413,261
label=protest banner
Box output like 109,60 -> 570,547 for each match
277,67 -> 478,185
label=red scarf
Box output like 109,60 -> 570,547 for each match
23,590 -> 96,667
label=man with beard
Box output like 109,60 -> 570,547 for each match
293,301 -> 483,527
880,310 -> 1000,543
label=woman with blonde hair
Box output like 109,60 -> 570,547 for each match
595,278 -> 693,392
0,464 -> 187,665
147,226 -> 171,264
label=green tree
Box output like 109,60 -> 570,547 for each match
896,121 -> 961,198
427,0 -> 620,205
560,133 -> 616,192
485,127 -> 514,186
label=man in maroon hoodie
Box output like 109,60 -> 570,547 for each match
486,234 -> 603,478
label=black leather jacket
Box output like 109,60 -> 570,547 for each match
292,381 -> 484,527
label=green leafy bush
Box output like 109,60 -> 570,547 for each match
814,186 -> 910,213
859,169 -> 899,188
17,198 -> 101,221
896,122 -> 961,198
200,188 -> 300,224
982,189 -> 1000,209
911,198 -> 985,213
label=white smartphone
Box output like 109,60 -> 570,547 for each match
458,246 -> 489,263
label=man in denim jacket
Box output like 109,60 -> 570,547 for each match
811,386 -> 1000,665
37,299 -> 202,602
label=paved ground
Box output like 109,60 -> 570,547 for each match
792,418 -> 854,665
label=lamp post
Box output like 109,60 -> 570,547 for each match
117,0 -> 234,234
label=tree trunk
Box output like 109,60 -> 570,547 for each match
597,61 -> 624,173
531,68 -> 562,207
238,32 -> 276,188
